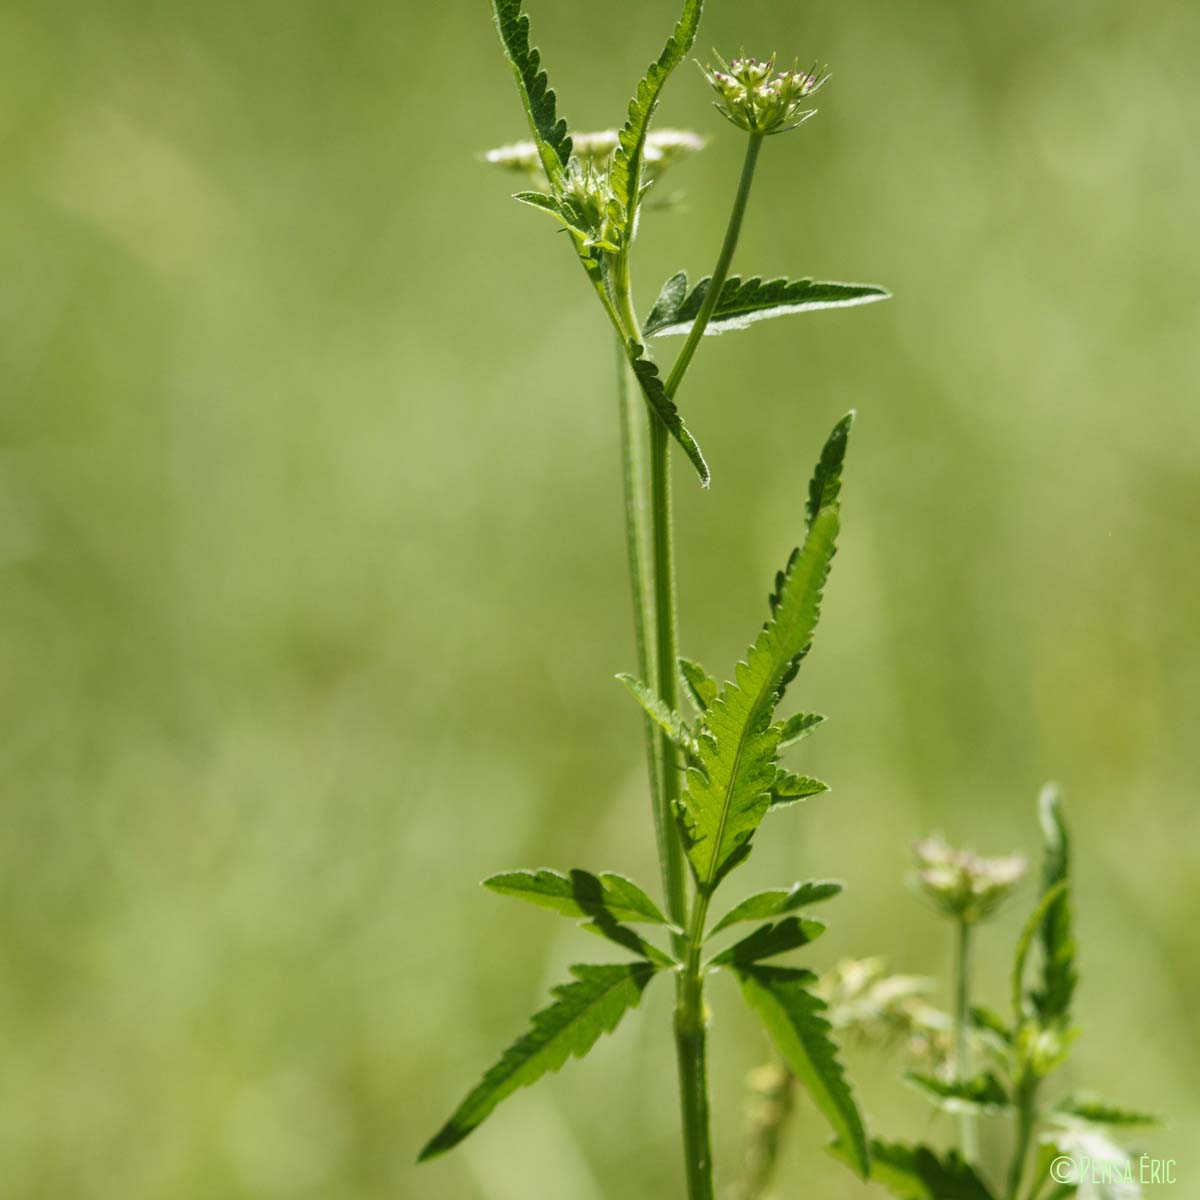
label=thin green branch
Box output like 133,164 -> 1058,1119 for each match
954,918 -> 978,1163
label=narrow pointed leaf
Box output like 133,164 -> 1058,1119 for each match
969,1004 -> 1013,1045
579,919 -> 676,968
1012,879 -> 1068,1021
512,191 -> 588,236
1051,1093 -> 1163,1128
830,1139 -> 995,1200
679,656 -> 718,712
418,962 -> 658,1160
485,868 -> 670,925
628,343 -> 709,486
490,0 -> 572,189
616,674 -> 699,760
609,1 -> 704,233
777,711 -> 825,749
709,880 -> 843,936
769,768 -> 829,809
710,917 -> 825,967
904,1070 -> 1011,1114
738,966 -> 869,1177
679,505 -> 840,890
806,412 -> 855,527
1032,785 -> 1076,1023
644,273 -> 889,338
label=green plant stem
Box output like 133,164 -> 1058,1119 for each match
664,133 -> 764,398
954,918 -> 978,1163
614,334 -> 673,908
1006,1075 -> 1039,1200
675,965 -> 714,1200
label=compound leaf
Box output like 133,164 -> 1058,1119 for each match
768,768 -> 829,809
609,1 -> 704,234
679,504 -> 840,891
485,868 -> 670,926
418,961 -> 658,1160
830,1139 -> 995,1200
628,343 -> 709,486
710,917 -> 825,967
645,273 -> 889,338
490,0 -> 572,189
738,966 -> 869,1178
709,880 -> 843,936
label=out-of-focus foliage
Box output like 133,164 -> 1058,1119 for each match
0,0 -> 1197,1196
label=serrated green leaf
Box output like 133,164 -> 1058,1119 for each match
679,505 -> 840,891
616,674 -> 699,761
628,343 -> 710,486
738,966 -> 869,1178
678,656 -> 718,712
609,1 -> 704,236
806,412 -> 855,527
904,1069 -> 1011,1114
768,768 -> 829,809
830,1139 -> 995,1200
1012,879 -> 1068,1022
490,0 -> 572,190
579,918 -> 676,968
777,711 -> 826,749
418,961 -> 658,1160
484,868 -> 670,925
644,273 -> 889,338
710,917 -> 826,967
709,880 -> 843,936
1051,1093 -> 1163,1128
512,190 -> 589,235
1032,785 -> 1076,1024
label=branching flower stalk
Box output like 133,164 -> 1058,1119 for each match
419,5 -> 890,1197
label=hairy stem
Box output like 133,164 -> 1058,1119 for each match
954,918 -> 978,1163
615,335 -> 674,912
665,133 -> 764,398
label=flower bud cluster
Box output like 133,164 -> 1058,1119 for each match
702,54 -> 829,136
913,837 -> 1027,925
483,129 -> 706,188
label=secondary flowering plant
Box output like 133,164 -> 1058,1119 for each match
419,3 -> 889,1197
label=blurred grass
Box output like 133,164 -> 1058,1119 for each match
1,0 -> 1198,1196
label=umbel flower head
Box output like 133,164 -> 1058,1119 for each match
482,128 -> 706,188
702,53 -> 829,136
913,837 -> 1027,925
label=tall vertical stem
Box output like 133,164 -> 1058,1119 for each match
954,918 -> 978,1162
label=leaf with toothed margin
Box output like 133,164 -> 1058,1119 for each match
828,1139 -> 994,1200
904,1070 -> 1011,1114
484,868 -> 670,926
709,916 -> 825,967
806,411 -> 854,526
645,273 -> 889,337
512,191 -> 590,236
418,961 -> 659,1160
616,674 -> 699,761
777,711 -> 825,749
769,768 -> 829,809
678,657 -> 718,712
1051,1093 -> 1163,1128
609,0 -> 704,236
490,0 -> 573,190
628,343 -> 709,486
708,880 -> 843,936
678,416 -> 851,892
1031,784 -> 1076,1024
738,966 -> 869,1178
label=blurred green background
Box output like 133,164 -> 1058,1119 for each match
2,0 -> 1197,1196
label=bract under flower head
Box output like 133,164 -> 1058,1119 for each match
702,53 -> 829,136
